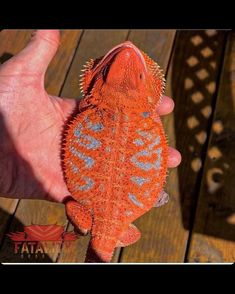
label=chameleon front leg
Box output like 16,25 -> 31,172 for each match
65,198 -> 92,235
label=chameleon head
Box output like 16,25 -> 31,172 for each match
80,41 -> 165,111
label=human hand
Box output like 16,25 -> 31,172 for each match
0,30 -> 181,203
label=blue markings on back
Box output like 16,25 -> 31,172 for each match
90,123 -> 104,132
137,129 -> 152,141
85,116 -> 104,132
131,148 -> 162,171
67,114 -> 106,193
69,115 -> 104,170
74,122 -> 101,150
68,160 -> 94,192
133,138 -> 144,146
128,193 -> 144,208
78,176 -> 94,191
131,134 -> 162,171
69,161 -> 79,174
131,176 -> 150,186
70,146 -> 94,168
142,112 -> 150,118
149,136 -> 161,148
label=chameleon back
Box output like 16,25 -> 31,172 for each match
63,106 -> 167,225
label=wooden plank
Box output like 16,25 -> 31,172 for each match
57,30 -> 129,262
120,30 -> 227,262
187,31 -> 235,263
44,30 -> 83,95
119,30 -> 177,262
0,30 -> 33,56
0,30 -> 82,262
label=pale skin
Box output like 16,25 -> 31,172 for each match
0,30 -> 181,203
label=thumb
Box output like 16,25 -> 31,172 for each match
8,30 -> 60,76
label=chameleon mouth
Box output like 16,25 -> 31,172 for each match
91,41 -> 147,79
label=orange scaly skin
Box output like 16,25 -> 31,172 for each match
62,41 -> 168,262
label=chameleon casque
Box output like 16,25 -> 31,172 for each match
62,41 -> 169,262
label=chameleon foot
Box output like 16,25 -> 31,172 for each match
116,224 -> 141,247
65,199 -> 92,235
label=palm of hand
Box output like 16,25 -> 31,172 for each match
0,31 -> 75,202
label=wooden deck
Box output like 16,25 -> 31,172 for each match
0,29 -> 234,263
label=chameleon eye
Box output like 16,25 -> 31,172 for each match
138,72 -> 146,85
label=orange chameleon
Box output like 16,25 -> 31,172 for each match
62,41 -> 169,262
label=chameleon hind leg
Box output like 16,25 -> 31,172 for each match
116,224 -> 141,247
65,199 -> 92,235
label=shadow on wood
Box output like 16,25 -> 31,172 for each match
171,30 -> 235,242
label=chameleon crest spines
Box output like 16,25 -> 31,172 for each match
62,41 -> 169,262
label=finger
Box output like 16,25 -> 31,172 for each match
12,30 -> 60,75
168,146 -> 181,168
156,96 -> 174,116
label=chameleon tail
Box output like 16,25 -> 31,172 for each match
84,222 -> 142,262
85,237 -> 116,263
85,220 -> 124,263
